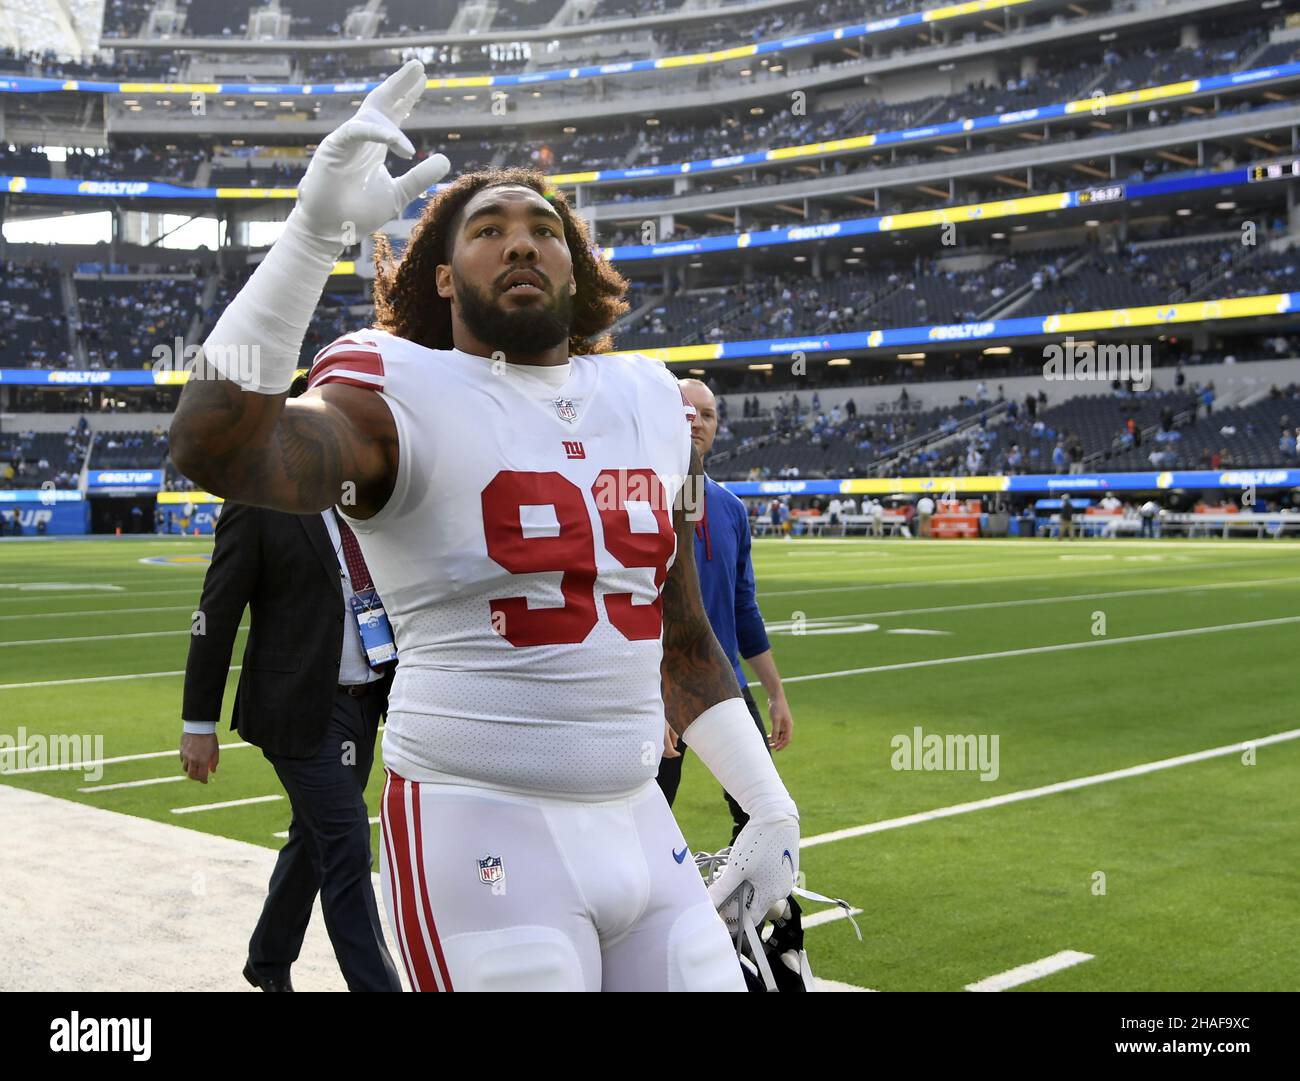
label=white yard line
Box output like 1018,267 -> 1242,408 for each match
765,615 -> 1300,688
1,740 -> 252,775
965,950 -> 1094,992
775,575 -> 1300,624
0,626 -> 247,648
755,556 -> 1296,598
801,727 -> 1300,849
0,666 -> 241,691
0,605 -> 195,622
4,726 -> 380,778
269,815 -> 377,841
171,794 -> 282,815
801,906 -> 864,930
0,587 -> 202,605
755,538 -> 1299,550
79,775 -> 191,793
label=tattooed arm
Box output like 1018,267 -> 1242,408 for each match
169,61 -> 444,519
660,446 -> 744,739
659,447 -> 799,926
169,366 -> 397,518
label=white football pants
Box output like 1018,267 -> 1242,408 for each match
378,770 -> 745,992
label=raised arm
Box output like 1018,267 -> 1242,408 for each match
168,60 -> 448,516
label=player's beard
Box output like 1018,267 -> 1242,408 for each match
454,269 -> 573,356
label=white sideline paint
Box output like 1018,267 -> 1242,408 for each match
3,739 -> 253,775
79,775 -> 191,793
171,794 -> 282,815
801,727 -> 1300,849
966,950 -> 1094,992
766,615 -> 1300,688
0,784 -> 401,991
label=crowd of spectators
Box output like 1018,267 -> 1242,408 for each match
0,419 -> 90,489
77,274 -> 204,370
0,262 -> 72,369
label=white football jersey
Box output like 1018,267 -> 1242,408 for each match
309,329 -> 692,797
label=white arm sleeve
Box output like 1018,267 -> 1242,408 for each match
685,698 -> 797,821
201,210 -> 344,395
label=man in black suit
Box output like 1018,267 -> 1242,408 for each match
178,377 -> 402,992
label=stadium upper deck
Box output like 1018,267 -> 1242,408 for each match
0,0 -> 1296,399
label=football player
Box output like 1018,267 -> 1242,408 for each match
169,61 -> 799,991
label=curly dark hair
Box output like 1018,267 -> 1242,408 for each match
372,167 -> 629,356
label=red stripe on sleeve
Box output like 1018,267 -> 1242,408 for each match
308,341 -> 385,390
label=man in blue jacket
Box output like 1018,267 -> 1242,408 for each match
657,379 -> 794,843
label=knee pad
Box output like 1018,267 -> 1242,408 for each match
441,925 -> 587,992
667,903 -> 747,992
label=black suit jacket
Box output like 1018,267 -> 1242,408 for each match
182,502 -> 393,758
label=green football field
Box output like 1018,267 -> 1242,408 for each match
3,534 -> 1299,991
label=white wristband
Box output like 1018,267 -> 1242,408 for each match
683,698 -> 797,822
201,209 -> 345,395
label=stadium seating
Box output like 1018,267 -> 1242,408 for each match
93,428 -> 171,469
1106,393 -> 1300,471
0,262 -> 72,368
103,0 -> 163,38
63,145 -> 207,183
711,399 -> 991,479
0,428 -> 88,488
493,0 -> 568,31
1,0 -> 1295,495
77,273 -> 204,370
0,146 -> 53,177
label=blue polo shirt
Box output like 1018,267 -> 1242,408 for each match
694,475 -> 771,685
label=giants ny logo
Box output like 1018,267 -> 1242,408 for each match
562,440 -> 586,460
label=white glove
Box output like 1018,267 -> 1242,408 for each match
202,59 -> 450,394
295,58 -> 450,242
708,814 -> 800,932
684,698 -> 799,931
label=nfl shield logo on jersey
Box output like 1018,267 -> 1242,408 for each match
553,398 -> 578,423
477,855 -> 505,885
